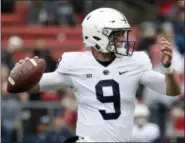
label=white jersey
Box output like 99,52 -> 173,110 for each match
39,50 -> 165,142
131,123 -> 160,142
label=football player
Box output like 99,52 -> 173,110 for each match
16,8 -> 181,142
131,103 -> 160,142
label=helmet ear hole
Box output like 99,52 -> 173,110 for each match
95,44 -> 101,50
93,36 -> 101,41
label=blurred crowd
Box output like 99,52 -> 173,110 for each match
1,0 -> 184,143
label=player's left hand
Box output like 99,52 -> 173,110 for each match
159,37 -> 173,67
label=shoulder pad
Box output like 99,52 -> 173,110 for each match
56,52 -> 85,74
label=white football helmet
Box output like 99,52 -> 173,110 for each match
134,103 -> 150,126
82,7 -> 135,57
134,103 -> 150,117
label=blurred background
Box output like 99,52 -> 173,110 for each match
1,0 -> 184,143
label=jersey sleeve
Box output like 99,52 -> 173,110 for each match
138,52 -> 166,94
39,71 -> 73,92
139,51 -> 152,72
129,52 -> 153,75
56,52 -> 76,74
39,53 -> 74,92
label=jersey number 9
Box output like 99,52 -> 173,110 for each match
95,79 -> 121,120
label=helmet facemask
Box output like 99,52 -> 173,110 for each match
103,28 -> 136,57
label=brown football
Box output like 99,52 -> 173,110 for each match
7,58 -> 46,93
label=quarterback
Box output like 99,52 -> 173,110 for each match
17,8 -> 181,142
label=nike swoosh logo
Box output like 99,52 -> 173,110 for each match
119,71 -> 129,75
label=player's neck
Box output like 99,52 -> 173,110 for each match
91,49 -> 115,62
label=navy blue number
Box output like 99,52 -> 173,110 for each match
95,79 -> 121,120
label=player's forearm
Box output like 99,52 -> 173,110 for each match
165,69 -> 181,96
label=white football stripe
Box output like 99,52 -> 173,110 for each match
29,59 -> 37,66
8,77 -> 15,86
